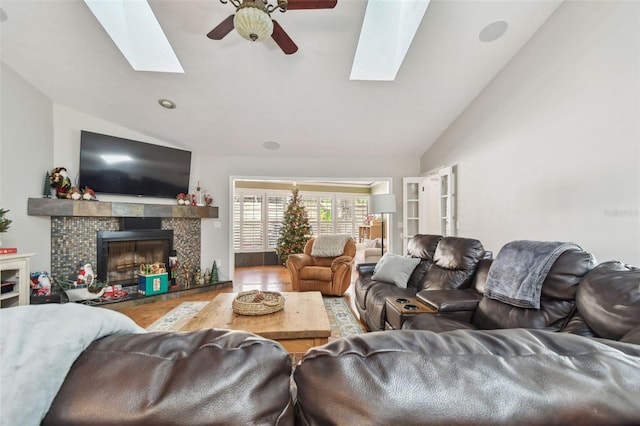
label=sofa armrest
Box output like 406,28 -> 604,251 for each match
286,253 -> 314,271
356,262 -> 377,275
417,289 -> 483,312
331,255 -> 354,271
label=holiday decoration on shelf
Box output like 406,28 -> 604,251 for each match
209,260 -> 219,283
49,167 -> 72,199
42,171 -> 52,198
82,187 -> 97,200
76,263 -> 95,286
204,193 -> 213,206
276,187 -> 312,264
196,180 -> 204,206
30,272 -> 52,296
176,193 -> 187,205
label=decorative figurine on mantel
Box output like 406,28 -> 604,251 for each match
209,260 -> 219,283
182,263 -> 192,288
49,167 -> 72,199
194,267 -> 204,285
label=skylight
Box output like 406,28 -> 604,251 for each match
84,0 -> 184,73
350,0 -> 430,81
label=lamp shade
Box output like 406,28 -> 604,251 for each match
370,193 -> 396,214
234,6 -> 273,42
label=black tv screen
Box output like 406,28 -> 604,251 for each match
78,130 -> 191,198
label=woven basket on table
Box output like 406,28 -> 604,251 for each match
232,290 -> 285,316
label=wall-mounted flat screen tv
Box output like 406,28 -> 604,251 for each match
78,130 -> 191,199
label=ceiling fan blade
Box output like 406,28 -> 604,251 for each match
285,0 -> 337,10
207,15 -> 235,40
271,20 -> 298,55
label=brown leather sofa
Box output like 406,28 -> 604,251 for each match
9,238 -> 638,426
286,237 -> 356,296
403,246 -> 595,333
294,328 -> 640,425
43,329 -> 295,426
355,234 -> 486,331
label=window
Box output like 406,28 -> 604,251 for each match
233,194 -> 263,250
233,189 -> 369,253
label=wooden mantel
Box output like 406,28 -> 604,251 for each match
28,198 -> 218,219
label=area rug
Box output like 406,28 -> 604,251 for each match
146,301 -> 210,332
146,297 -> 365,339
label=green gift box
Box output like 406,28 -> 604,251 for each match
138,273 -> 169,296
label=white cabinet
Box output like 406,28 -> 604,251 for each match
439,166 -> 455,237
1,253 -> 34,308
402,177 -> 423,253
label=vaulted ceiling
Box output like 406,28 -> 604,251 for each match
0,0 -> 562,159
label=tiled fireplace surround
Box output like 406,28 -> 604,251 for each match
50,216 -> 201,285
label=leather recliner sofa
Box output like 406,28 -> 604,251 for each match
355,234 -> 487,331
42,329 -> 295,426
403,245 -> 595,333
294,259 -> 640,425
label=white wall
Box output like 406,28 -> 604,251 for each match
52,103 -> 202,200
421,1 -> 640,265
195,155 -> 416,279
0,63 -> 53,271
50,105 -> 419,278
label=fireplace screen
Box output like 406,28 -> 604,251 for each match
97,230 -> 173,286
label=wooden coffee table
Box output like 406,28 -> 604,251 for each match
180,291 -> 331,353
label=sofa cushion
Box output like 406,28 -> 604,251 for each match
294,329 -> 640,425
372,253 -> 420,288
406,234 -> 442,259
576,261 -> 640,340
43,329 -> 294,426
406,259 -> 431,292
472,249 -> 594,331
418,236 -> 485,291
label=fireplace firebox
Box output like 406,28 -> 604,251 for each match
97,230 -> 173,286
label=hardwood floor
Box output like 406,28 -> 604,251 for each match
113,265 -> 360,329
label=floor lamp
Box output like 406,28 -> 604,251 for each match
369,193 -> 397,257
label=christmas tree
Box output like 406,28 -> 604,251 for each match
276,188 -> 312,264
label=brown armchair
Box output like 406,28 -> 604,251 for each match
286,237 -> 356,296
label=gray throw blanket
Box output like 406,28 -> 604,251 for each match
484,240 -> 582,309
0,303 -> 145,426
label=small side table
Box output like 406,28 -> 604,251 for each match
385,296 -> 437,330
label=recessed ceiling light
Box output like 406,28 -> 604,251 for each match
263,141 -> 280,150
158,99 -> 176,109
479,20 -> 509,43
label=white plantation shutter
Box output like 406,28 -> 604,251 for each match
355,197 -> 369,225
302,196 -> 319,236
233,190 -> 369,253
233,195 -> 241,250
336,197 -> 353,235
267,194 -> 287,249
318,197 -> 333,235
237,194 -> 264,250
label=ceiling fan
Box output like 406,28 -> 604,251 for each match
207,0 -> 338,55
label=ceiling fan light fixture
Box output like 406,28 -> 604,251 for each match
234,5 -> 274,42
